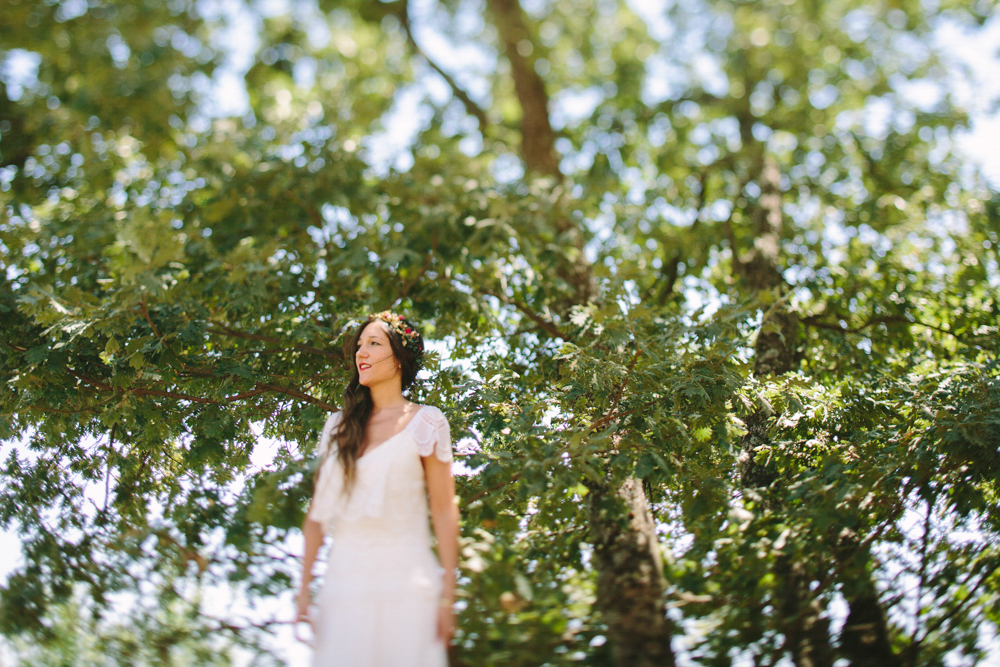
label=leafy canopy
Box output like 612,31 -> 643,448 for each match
1,0 -> 998,664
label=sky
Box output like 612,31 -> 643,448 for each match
2,0 -> 1000,665
937,14 -> 1000,187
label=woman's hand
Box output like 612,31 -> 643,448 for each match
296,587 -> 312,624
424,448 -> 458,646
294,587 -> 314,644
436,599 -> 455,643
297,517 -> 324,639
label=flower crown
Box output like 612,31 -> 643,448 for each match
369,310 -> 423,358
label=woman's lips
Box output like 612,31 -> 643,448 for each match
358,362 -> 371,370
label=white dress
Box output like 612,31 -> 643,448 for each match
307,405 -> 452,667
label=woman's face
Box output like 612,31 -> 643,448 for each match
355,321 -> 399,387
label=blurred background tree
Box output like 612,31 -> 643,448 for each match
1,0 -> 998,665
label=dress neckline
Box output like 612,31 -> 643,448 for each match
357,404 -> 427,463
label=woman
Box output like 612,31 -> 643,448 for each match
296,311 -> 458,666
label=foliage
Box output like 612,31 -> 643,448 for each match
1,586 -> 235,667
1,0 -> 998,664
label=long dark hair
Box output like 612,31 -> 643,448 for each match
332,315 -> 424,490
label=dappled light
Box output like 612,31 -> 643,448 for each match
1,0 -> 999,665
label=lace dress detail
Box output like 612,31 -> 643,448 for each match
306,405 -> 452,667
315,411 -> 341,458
409,406 -> 452,462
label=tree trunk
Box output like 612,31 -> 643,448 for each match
737,407 -> 779,490
589,477 -> 676,667
833,531 -> 902,667
735,157 -> 800,376
840,594 -> 902,667
775,558 -> 835,667
482,7 -> 666,663
736,157 -> 795,490
734,157 -> 836,667
485,0 -> 593,307
485,0 -> 561,178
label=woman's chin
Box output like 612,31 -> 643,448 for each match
357,373 -> 397,389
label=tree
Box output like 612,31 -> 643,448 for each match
2,0 -> 998,665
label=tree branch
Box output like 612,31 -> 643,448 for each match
465,471 -> 523,504
649,170 -> 710,304
104,424 -> 115,512
912,557 -> 1000,649
19,404 -> 100,415
608,348 -> 641,416
810,489 -> 911,602
140,295 -> 163,341
65,369 -> 337,411
399,4 -> 489,135
254,382 -> 337,410
201,613 -> 291,635
395,251 -> 433,304
153,529 -> 211,574
463,397 -> 661,504
206,324 -> 340,359
913,496 -> 933,646
801,314 -> 960,339
141,295 -> 198,372
477,286 -> 569,339
588,399 -> 658,435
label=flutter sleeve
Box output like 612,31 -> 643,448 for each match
315,411 -> 342,459
410,406 -> 452,463
307,411 -> 343,529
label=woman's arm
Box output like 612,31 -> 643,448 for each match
297,412 -> 338,628
297,515 -> 325,623
424,454 -> 459,641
